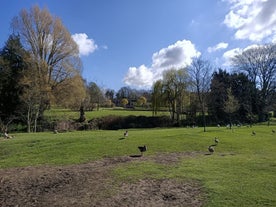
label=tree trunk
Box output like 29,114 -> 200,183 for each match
202,110 -> 206,132
27,108 -> 31,133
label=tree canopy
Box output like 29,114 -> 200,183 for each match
231,44 -> 276,121
12,5 -> 82,111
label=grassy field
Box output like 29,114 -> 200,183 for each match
1,125 -> 276,206
44,107 -> 169,121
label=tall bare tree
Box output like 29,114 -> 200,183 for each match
188,57 -> 212,131
231,44 -> 276,121
12,5 -> 82,114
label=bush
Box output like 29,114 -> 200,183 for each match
87,115 -> 172,130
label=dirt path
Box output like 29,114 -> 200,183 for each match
0,152 -> 205,207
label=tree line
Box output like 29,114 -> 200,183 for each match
0,5 -> 275,132
152,48 -> 276,129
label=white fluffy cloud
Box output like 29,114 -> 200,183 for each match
72,33 -> 98,56
222,48 -> 242,66
223,0 -> 276,42
123,40 -> 200,89
124,65 -> 153,88
222,44 -> 259,66
207,42 -> 229,53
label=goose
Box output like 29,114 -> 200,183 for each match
208,144 -> 216,154
138,145 -> 147,156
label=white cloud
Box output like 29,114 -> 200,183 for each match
207,42 -> 229,53
72,33 -> 98,56
222,44 -> 259,66
123,39 -> 200,88
223,0 -> 276,42
151,40 -> 200,70
123,65 -> 153,88
222,47 -> 242,66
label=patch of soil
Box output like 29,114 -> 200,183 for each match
0,153 -> 205,207
98,179 -> 204,207
151,151 -> 202,165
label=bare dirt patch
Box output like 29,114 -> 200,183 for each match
98,178 -> 204,207
0,153 -> 205,207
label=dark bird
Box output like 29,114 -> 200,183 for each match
138,145 -> 147,156
214,137 -> 219,144
208,144 -> 216,154
272,129 -> 275,133
124,130 -> 128,137
252,131 -> 256,136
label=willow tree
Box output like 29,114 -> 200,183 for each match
151,80 -> 163,116
162,68 -> 190,124
12,5 -> 82,116
52,74 -> 86,110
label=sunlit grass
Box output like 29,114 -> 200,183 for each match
44,107 -> 169,121
1,125 -> 276,206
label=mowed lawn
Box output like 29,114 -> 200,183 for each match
1,125 -> 276,206
44,107 -> 169,120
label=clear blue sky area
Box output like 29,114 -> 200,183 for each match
1,0 -> 275,91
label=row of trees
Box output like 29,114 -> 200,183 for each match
152,44 -> 276,129
0,32 -> 149,132
0,5 -> 275,132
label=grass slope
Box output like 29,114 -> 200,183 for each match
1,125 -> 276,206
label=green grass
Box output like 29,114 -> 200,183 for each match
44,107 -> 169,121
1,125 -> 276,206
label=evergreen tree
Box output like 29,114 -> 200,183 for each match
229,73 -> 258,123
208,69 -> 231,123
0,34 -> 29,123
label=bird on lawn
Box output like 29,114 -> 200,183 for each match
208,144 -> 216,154
124,130 -> 128,137
272,129 -> 275,134
214,137 -> 219,144
138,145 -> 147,156
252,131 -> 256,136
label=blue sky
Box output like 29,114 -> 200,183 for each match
1,0 -> 276,91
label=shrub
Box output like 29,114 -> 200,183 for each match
88,115 -> 172,130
